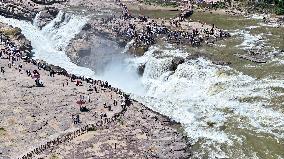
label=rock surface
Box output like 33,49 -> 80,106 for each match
0,20 -> 191,159
0,0 -> 64,25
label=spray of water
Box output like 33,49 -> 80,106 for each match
1,11 -> 284,158
128,46 -> 284,158
0,11 -> 95,77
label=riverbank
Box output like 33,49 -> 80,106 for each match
0,23 -> 190,158
1,0 -> 284,158
62,0 -> 230,62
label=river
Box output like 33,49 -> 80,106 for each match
0,10 -> 284,159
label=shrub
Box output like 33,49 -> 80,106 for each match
275,7 -> 284,14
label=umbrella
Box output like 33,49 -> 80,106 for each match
76,100 -> 86,106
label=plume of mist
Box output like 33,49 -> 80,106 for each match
79,37 -> 145,95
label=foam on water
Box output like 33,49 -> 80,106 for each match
0,12 -> 95,77
33,11 -> 41,27
129,46 -> 284,158
246,14 -> 266,20
259,22 -> 281,28
1,12 -> 284,158
235,30 -> 265,50
121,39 -> 135,54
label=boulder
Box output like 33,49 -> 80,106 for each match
35,7 -> 59,28
170,57 -> 185,71
82,23 -> 92,31
212,60 -> 231,66
137,64 -> 145,76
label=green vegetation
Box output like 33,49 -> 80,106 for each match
193,0 -> 284,15
131,9 -> 180,19
190,12 -> 258,30
266,0 -> 284,15
143,0 -> 178,7
245,0 -> 284,15
200,1 -> 227,9
275,0 -> 284,14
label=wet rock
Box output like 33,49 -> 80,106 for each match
49,65 -> 67,74
82,23 -> 92,31
235,53 -> 267,63
128,45 -> 148,56
206,121 -> 216,127
186,52 -> 212,60
170,57 -> 185,71
186,53 -> 202,60
31,0 -> 67,5
219,125 -> 226,131
78,47 -> 91,57
137,64 -> 145,76
66,35 -> 91,62
35,7 -> 59,28
212,60 -> 231,66
19,39 -> 33,56
180,10 -> 194,19
0,2 -> 37,21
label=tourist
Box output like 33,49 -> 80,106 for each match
8,61 -> 11,68
1,66 -> 4,74
50,69 -> 55,77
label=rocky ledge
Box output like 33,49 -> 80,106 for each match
0,8 -> 191,159
0,22 -> 32,57
0,0 -> 64,27
65,0 -> 231,63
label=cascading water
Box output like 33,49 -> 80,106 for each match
128,46 -> 284,158
0,11 -> 284,159
0,11 -> 95,77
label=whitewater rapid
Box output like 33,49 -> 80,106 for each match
0,11 -> 95,77
1,12 -> 284,158
128,46 -> 284,157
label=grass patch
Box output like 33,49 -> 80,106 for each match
143,0 -> 178,8
131,9 -> 179,19
190,11 -> 259,30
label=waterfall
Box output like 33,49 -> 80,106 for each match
1,10 -> 284,159
121,39 -> 135,54
0,11 -> 95,77
128,46 -> 284,158
33,11 -> 41,27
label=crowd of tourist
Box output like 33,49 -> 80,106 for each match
0,31 -> 131,123
102,0 -> 231,48
1,30 -> 137,159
